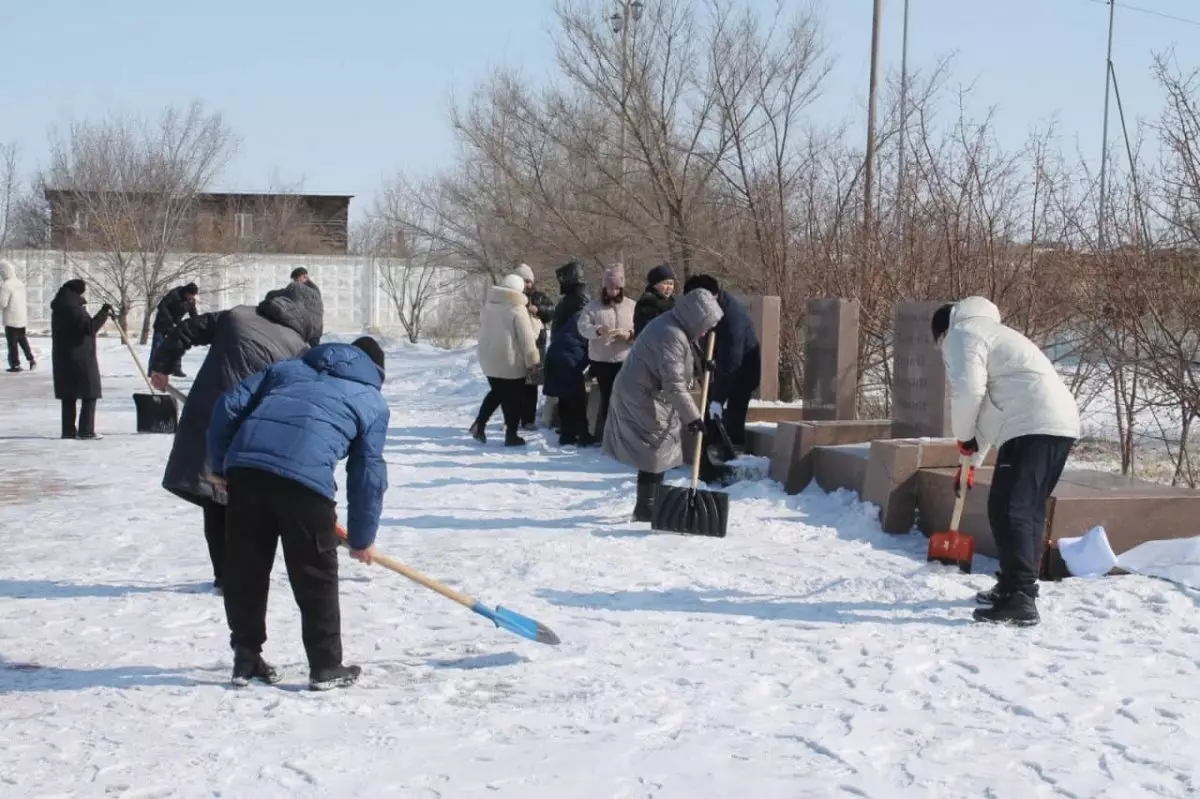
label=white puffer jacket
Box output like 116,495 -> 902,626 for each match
0,260 -> 28,328
942,296 -> 1080,462
477,282 -> 540,380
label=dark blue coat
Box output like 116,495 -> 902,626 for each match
711,292 -> 762,404
543,310 -> 589,399
207,343 -> 390,549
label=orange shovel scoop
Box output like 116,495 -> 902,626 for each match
926,455 -> 976,574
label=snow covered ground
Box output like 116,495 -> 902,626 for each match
1,336 -> 1199,798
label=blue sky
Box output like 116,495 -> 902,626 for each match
2,0 -> 1198,221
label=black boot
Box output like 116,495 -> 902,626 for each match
973,590 -> 1039,626
469,420 -> 486,444
231,647 -> 282,687
632,480 -> 659,523
505,431 -> 527,447
309,664 -> 362,691
976,572 -> 1038,605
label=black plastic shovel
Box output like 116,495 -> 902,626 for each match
651,332 -> 730,538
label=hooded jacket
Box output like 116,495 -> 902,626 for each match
208,343 -> 390,550
154,281 -> 324,505
0,260 -> 27,328
941,296 -> 1081,461
49,282 -> 109,399
477,282 -> 540,380
552,261 -> 589,336
603,290 -> 725,473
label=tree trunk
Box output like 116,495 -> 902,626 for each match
139,304 -> 152,346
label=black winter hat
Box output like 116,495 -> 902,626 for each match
646,263 -> 675,286
683,274 -> 720,297
555,260 -> 585,287
290,267 -> 308,280
182,282 -> 199,296
64,278 -> 87,295
930,303 -> 954,341
352,336 -> 386,371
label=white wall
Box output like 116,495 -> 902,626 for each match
1,249 -> 472,336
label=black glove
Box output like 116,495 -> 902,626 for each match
686,418 -> 704,435
700,359 -> 716,373
99,303 -> 113,318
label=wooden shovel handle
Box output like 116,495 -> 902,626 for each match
689,332 -> 717,491
110,318 -> 157,395
949,454 -> 970,531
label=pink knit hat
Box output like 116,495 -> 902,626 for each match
603,264 -> 625,290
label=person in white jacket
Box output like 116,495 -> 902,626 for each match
933,296 -> 1080,626
470,273 -> 541,447
0,259 -> 35,372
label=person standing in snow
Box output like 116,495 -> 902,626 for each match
932,297 -> 1080,626
550,260 -> 590,336
50,279 -> 112,439
579,264 -> 636,441
470,273 -> 541,447
149,281 -> 324,593
148,282 -> 199,378
604,288 -> 724,521
206,337 -> 389,690
632,263 -> 676,338
514,264 -> 554,429
0,259 -> 36,372
682,274 -> 761,448
543,302 -> 595,447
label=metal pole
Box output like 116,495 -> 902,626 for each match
897,0 -> 910,261
864,0 -> 884,242
1098,0 -> 1116,250
618,1 -> 628,267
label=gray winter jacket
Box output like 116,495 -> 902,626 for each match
152,282 -> 324,505
603,289 -> 724,474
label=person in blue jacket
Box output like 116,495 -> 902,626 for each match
683,274 -> 761,447
543,308 -> 597,447
206,336 -> 390,691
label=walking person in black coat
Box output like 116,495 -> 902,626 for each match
683,275 -> 761,447
149,281 -> 324,592
148,282 -> 199,378
50,279 -> 113,439
633,263 -> 676,337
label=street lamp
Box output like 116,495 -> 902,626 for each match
610,0 -> 644,266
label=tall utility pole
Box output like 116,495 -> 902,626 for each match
897,0 -> 911,261
610,0 -> 644,267
1098,0 -> 1116,249
864,0 -> 884,242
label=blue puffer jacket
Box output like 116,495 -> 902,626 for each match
207,343 -> 390,549
543,310 -> 589,399
711,291 -> 762,404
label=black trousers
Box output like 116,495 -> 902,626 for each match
223,467 -> 342,672
556,395 -> 589,442
720,371 -> 760,447
520,384 -> 539,426
5,326 -> 33,368
201,499 -> 226,584
988,434 -> 1075,595
476,377 -> 526,436
60,398 -> 97,438
590,361 -> 623,440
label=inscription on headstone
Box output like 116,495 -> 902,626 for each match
892,301 -> 952,438
803,299 -> 860,420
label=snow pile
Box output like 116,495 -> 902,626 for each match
1,339 -> 1198,797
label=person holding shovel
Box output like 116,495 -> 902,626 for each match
207,337 -> 389,690
932,297 -> 1080,626
50,279 -> 112,439
604,288 -> 724,522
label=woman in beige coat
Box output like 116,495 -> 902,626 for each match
578,264 -> 636,440
471,274 -> 541,446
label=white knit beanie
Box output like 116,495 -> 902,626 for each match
501,274 -> 526,293
514,264 -> 535,283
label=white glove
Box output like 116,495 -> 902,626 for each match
708,401 -> 722,419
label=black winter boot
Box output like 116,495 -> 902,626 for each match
632,477 -> 661,523
505,432 -> 527,447
973,591 -> 1039,626
231,647 -> 282,687
469,420 -> 486,444
309,664 -> 362,691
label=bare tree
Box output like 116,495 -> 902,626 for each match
43,101 -> 238,340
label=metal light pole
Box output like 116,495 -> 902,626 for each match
864,0 -> 884,244
1098,0 -> 1116,250
897,0 -> 910,261
610,0 -> 644,267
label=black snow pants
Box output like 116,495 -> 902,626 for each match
476,377 -> 527,438
5,326 -> 34,369
520,384 -> 539,427
556,395 -> 589,443
589,360 -> 623,440
223,467 -> 342,672
60,398 -> 97,438
988,434 -> 1075,596
201,499 -> 227,585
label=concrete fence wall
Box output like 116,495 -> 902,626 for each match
0,249 -> 476,336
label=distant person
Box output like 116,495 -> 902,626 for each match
633,263 -> 676,337
682,275 -> 761,448
49,279 -> 112,439
578,264 -> 636,440
0,259 -> 35,373
932,297 -> 1080,627
149,282 -> 199,378
543,302 -> 595,447
207,337 -> 389,691
604,289 -> 724,521
515,263 -> 554,429
550,260 -> 589,336
150,282 -> 324,592
469,274 -> 541,446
